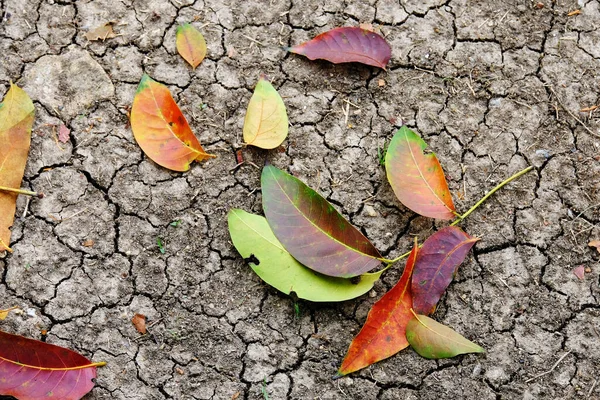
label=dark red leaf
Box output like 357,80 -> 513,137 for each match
286,27 -> 392,69
411,226 -> 479,315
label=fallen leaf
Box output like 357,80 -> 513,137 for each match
81,239 -> 94,247
0,83 -> 35,253
231,392 -> 241,400
0,330 -> 104,399
580,105 -> 598,113
243,77 -> 288,149
589,240 -> 600,254
130,74 -> 215,171
385,126 -> 456,220
573,265 -> 585,280
567,9 -> 581,16
411,226 -> 479,315
131,313 -> 147,334
228,209 -> 385,302
261,165 -> 382,278
84,22 -> 117,41
405,312 -> 484,359
286,27 -> 392,69
176,23 -> 207,69
337,240 -> 418,376
175,367 -> 184,375
0,306 -> 18,320
58,124 -> 70,143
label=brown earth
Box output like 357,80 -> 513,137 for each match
1,0 -> 599,399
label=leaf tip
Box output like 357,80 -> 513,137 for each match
332,371 -> 345,380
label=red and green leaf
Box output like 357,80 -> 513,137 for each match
130,74 -> 215,172
0,330 -> 105,400
0,83 -> 35,252
176,23 -> 207,69
405,312 -> 484,359
286,27 -> 391,69
337,240 -> 418,376
385,126 -> 456,219
261,165 -> 381,278
411,226 -> 479,315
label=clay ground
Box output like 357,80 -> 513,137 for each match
1,0 -> 600,399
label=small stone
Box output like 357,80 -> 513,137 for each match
364,205 -> 377,217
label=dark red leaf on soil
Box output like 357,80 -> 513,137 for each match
411,226 -> 479,315
286,27 -> 392,69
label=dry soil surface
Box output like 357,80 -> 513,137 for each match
1,0 -> 600,399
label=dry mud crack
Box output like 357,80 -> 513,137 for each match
1,0 -> 599,399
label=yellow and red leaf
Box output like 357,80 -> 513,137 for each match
176,23 -> 207,69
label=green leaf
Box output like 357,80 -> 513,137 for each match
261,165 -> 382,278
405,313 -> 484,359
228,209 -> 385,302
157,237 -> 165,254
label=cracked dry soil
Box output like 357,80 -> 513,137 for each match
1,0 -> 600,399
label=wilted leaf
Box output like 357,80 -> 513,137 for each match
243,77 -> 288,149
405,313 -> 484,359
130,74 -> 215,171
228,209 -> 385,302
589,240 -> 600,254
84,22 -> 117,41
0,306 -> 18,320
385,126 -> 456,219
176,23 -> 207,69
58,124 -> 70,143
286,27 -> 392,69
411,226 -> 479,315
261,165 -> 382,278
0,330 -> 105,399
572,265 -> 585,280
0,83 -> 35,253
337,240 -> 418,376
132,313 -> 147,334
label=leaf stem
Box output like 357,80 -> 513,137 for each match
380,165 -> 534,264
450,165 -> 534,227
0,185 -> 43,198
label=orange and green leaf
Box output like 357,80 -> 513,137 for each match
286,27 -> 391,69
385,126 -> 456,219
261,165 -> 382,278
0,330 -> 105,399
243,77 -> 288,149
176,23 -> 207,69
0,83 -> 35,253
337,240 -> 418,376
405,312 -> 484,359
130,74 -> 215,172
412,226 -> 479,315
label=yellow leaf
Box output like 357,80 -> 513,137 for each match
243,78 -> 288,149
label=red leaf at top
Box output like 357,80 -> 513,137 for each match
0,330 -> 103,400
337,240 -> 418,376
411,226 -> 479,315
286,27 -> 392,69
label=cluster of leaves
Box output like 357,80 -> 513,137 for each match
229,126 -> 489,375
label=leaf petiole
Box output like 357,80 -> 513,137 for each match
380,165 -> 534,265
0,185 -> 43,198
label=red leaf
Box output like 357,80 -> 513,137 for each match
58,124 -> 70,143
286,27 -> 392,69
411,227 -> 479,315
385,126 -> 456,219
0,330 -> 104,400
337,240 -> 418,376
572,265 -> 585,280
132,313 -> 147,334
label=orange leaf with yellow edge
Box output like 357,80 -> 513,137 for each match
130,74 -> 215,171
176,23 -> 207,69
337,239 -> 418,376
243,77 -> 288,149
0,83 -> 35,253
0,330 -> 105,399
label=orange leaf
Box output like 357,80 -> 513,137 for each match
385,126 -> 456,219
337,240 -> 418,376
0,330 -> 105,399
130,74 -> 215,171
0,83 -> 35,252
132,313 -> 147,334
176,23 -> 207,69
